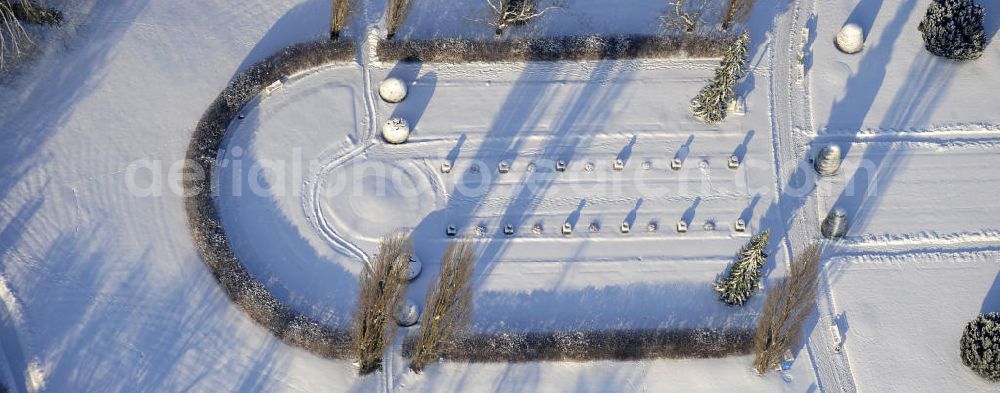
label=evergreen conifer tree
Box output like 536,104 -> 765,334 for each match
691,30 -> 750,123
714,229 -> 769,306
960,312 -> 1000,381
917,0 -> 986,61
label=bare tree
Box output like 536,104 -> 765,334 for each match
352,232 -> 412,375
663,0 -> 710,33
721,0 -> 755,30
330,0 -> 353,40
752,244 -> 821,374
385,0 -> 414,40
1,0 -> 60,69
1,0 -> 33,69
409,238 -> 476,372
486,0 -> 559,37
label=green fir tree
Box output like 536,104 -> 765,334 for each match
714,229 -> 769,306
691,30 -> 750,123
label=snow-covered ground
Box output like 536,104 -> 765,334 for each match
0,0 -> 998,392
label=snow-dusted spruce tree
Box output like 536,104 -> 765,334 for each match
691,30 -> 750,124
960,312 -> 1000,381
714,229 -> 769,306
917,0 -> 986,61
409,238 -> 476,373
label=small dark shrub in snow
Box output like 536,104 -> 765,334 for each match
960,312 -> 1000,381
377,34 -> 734,63
402,328 -> 753,362
917,0 -> 986,61
691,30 -> 749,123
185,39 -> 354,359
714,229 -> 769,306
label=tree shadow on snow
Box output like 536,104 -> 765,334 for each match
844,0 -> 885,42
232,0 -> 334,78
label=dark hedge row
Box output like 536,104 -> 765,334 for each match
376,34 -> 735,63
183,39 -> 356,358
402,328 -> 754,362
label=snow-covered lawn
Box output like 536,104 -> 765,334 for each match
827,250 -> 1000,392
810,0 -> 1000,132
1,0 -> 998,391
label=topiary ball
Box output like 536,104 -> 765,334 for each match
835,24 -> 864,54
960,312 -> 1000,381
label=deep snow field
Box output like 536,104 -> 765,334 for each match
1,0 -> 999,392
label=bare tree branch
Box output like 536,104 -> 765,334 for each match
752,244 -> 821,374
487,0 -> 560,36
722,0 -> 756,30
330,0 -> 353,40
352,232 -> 412,375
409,238 -> 476,373
663,0 -> 709,33
385,0 -> 414,40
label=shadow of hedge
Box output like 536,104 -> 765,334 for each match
183,39 -> 356,359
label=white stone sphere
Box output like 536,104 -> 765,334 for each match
407,256 -> 422,281
379,77 -> 408,103
396,300 -> 420,327
382,118 -> 410,144
835,24 -> 864,54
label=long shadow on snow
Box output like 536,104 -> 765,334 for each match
31,228 -> 294,391
473,281 -> 758,333
844,0 -> 885,41
232,0 -> 331,78
0,1 -> 148,205
0,195 -> 46,393
215,87 -> 360,327
755,0 -> 917,282
798,12 -> 960,360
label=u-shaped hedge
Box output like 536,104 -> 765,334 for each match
184,39 -> 356,358
183,37 -> 754,364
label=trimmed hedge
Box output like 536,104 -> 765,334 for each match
184,39 -> 356,358
186,38 -> 756,364
402,328 -> 754,362
376,34 -> 735,63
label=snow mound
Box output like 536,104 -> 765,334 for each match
382,118 -> 410,144
379,77 -> 408,103
396,300 -> 420,327
408,257 -> 422,281
836,24 -> 864,54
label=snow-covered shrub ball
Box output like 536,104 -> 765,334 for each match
961,312 -> 1000,381
835,24 -> 864,54
396,300 -> 420,327
407,256 -> 422,281
379,77 -> 408,103
382,117 -> 410,144
918,0 -> 986,61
